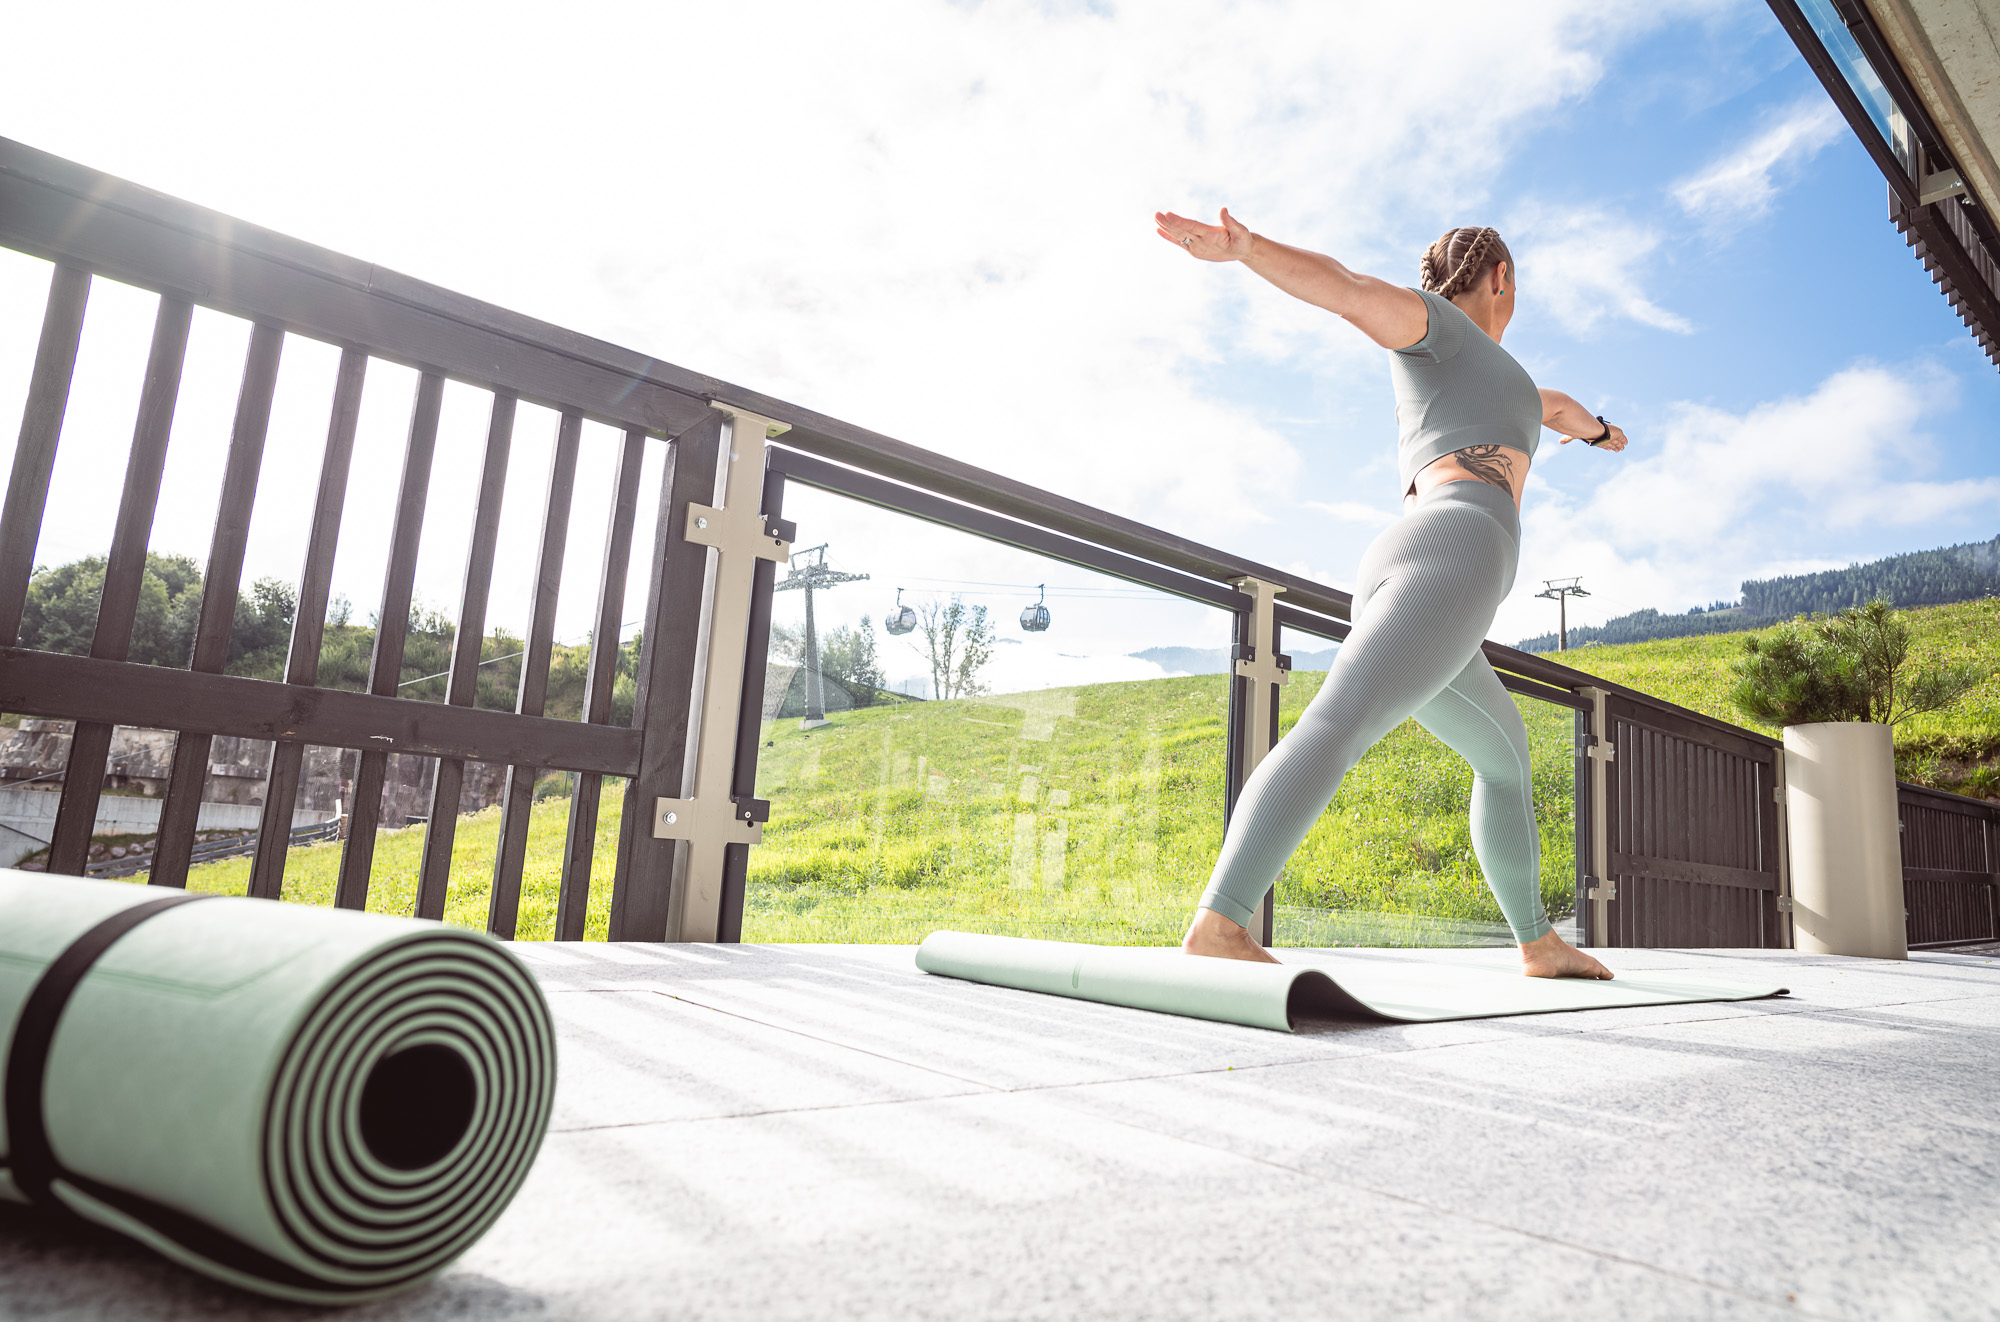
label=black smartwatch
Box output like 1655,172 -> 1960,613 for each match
1584,415 -> 1612,447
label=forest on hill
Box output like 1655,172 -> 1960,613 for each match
1739,534 -> 2000,617
1518,533 -> 1999,652
16,552 -> 640,723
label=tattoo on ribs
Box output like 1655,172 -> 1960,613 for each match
1450,445 -> 1515,488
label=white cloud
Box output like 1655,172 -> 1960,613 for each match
1510,204 -> 1693,334
0,0 -> 1705,647
1303,500 -> 1400,529
1671,97 -> 1845,224
1497,363 -> 1998,641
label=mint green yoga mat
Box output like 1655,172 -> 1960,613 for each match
0,873 -> 555,1304
915,931 -> 1789,1031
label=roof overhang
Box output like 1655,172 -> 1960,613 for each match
1768,0 -> 2000,370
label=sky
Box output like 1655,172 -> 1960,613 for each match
2,0 -> 1997,695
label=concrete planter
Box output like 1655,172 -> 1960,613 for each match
1782,721 -> 1907,959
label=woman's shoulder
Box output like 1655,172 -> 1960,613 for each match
1390,289 -> 1468,366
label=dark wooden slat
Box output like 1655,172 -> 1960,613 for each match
1611,851 -> 1778,893
0,648 -> 637,770
0,264 -> 90,645
152,323 -> 284,889
555,427 -> 646,941
92,296 -> 194,662
609,413 -> 724,941
489,411 -> 581,939
1897,781 -> 1997,818
337,372 -> 443,910
718,463 -> 786,944
1271,603 -> 1349,643
250,347 -> 365,900
47,295 -> 192,876
1904,867 -> 2000,885
417,393 -> 516,921
1493,670 -> 1587,711
1609,694 -> 1775,764
0,143 -> 707,439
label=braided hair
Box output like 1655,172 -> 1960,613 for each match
1419,226 -> 1514,302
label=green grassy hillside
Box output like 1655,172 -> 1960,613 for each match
172,670 -> 1576,948
1562,597 -> 2000,796
168,597 -> 1995,944
742,673 -> 1575,945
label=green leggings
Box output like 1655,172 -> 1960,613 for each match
1199,480 -> 1551,943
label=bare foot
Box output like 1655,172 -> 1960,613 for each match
1182,907 -> 1280,964
1520,930 -> 1613,980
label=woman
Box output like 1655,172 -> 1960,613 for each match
1153,209 -> 1621,979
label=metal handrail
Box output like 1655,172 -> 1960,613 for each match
0,133 -> 1776,736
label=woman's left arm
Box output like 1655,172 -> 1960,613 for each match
1540,388 -> 1629,453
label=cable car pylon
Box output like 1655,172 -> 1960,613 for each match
773,544 -> 868,728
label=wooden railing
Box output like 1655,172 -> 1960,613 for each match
11,133 -> 1986,951
1899,782 -> 1999,948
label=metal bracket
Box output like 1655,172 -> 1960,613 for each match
651,401 -> 796,940
686,503 -> 791,563
653,797 -> 762,845
1919,169 -> 1967,205
1230,576 -> 1287,949
1585,740 -> 1616,763
1586,878 -> 1617,903
1775,896 -> 1794,913
1230,578 -> 1289,692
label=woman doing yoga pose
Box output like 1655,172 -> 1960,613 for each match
1152,209 -> 1621,980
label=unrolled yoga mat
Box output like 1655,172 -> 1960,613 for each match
916,931 -> 1789,1031
0,873 -> 556,1304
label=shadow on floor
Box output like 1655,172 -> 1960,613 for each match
0,1203 -> 554,1321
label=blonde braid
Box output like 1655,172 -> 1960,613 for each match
1420,226 -> 1504,301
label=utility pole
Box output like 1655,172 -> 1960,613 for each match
1535,577 -> 1590,651
772,545 -> 868,728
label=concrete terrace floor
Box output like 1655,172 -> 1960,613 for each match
5,942 -> 2000,1322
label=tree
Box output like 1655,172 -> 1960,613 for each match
819,616 -> 885,705
916,596 -> 995,700
768,616 -> 885,706
1730,599 -> 1988,726
225,577 -> 297,679
20,552 -> 203,665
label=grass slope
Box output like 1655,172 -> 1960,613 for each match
175,673 -> 1575,947
1564,597 -> 2000,793
173,598 -> 1995,945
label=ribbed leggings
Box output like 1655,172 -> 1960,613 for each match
1199,480 -> 1552,943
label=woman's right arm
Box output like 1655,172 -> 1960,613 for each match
1154,208 -> 1429,350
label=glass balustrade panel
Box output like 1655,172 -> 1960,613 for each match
1271,623 -> 1579,948
747,482 -> 1235,945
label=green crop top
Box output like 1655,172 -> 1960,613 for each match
1390,288 -> 1542,492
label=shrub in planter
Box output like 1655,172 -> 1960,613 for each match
1729,599 -> 1985,729
1731,600 -> 1989,958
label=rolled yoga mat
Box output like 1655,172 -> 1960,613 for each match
916,931 -> 1789,1031
0,873 -> 556,1304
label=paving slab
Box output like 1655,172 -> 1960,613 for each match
2,942 -> 1996,1321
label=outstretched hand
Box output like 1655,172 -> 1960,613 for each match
1155,207 -> 1254,262
1558,422 -> 1629,453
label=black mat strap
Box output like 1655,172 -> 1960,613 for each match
3,892 -> 213,1204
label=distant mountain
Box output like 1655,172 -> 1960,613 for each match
1517,532 -> 2000,653
1740,534 -> 2000,617
1516,606 -> 1777,654
1131,644 -> 1342,675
